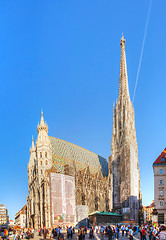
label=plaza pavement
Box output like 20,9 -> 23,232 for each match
17,231 -> 140,240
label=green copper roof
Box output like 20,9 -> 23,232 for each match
49,136 -> 108,176
88,211 -> 121,216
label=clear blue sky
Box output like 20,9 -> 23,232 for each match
0,0 -> 165,220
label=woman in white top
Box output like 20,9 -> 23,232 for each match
160,226 -> 166,240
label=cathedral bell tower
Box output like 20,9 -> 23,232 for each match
109,35 -> 141,223
36,112 -> 52,183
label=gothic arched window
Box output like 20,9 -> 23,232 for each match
40,152 -> 42,158
41,169 -> 43,174
40,161 -> 42,166
46,160 -> 48,165
45,152 -> 47,158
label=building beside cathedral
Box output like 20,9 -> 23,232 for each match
109,35 -> 142,222
153,148 -> 166,224
27,113 -> 112,228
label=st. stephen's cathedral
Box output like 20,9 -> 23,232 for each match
27,36 -> 142,228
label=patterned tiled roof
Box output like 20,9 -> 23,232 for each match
153,148 -> 166,165
49,136 -> 108,176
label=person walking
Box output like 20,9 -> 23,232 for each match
126,226 -> 129,237
115,225 -> 119,239
78,227 -> 82,240
100,226 -> 104,240
21,230 -> 24,239
81,227 -> 85,240
148,227 -> 153,240
49,228 -> 52,240
153,227 -> 157,240
159,226 -> 166,240
89,227 -> 94,239
121,226 -> 125,237
107,226 -> 113,240
59,227 -> 64,240
43,226 -> 48,240
141,228 -> 147,240
129,227 -> 133,240
13,231 -> 16,240
68,227 -> 72,239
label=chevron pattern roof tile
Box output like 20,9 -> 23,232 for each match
49,136 -> 108,176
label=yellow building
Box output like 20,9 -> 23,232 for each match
143,200 -> 155,223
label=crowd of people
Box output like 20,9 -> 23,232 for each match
95,224 -> 166,240
1,224 -> 166,240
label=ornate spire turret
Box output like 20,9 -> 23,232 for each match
118,34 -> 131,102
37,111 -> 48,134
30,136 -> 35,153
32,136 -> 35,150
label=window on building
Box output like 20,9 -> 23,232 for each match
160,190 -> 164,196
160,169 -> 163,174
160,179 -> 163,185
40,161 -> 42,166
41,169 -> 43,174
158,213 -> 164,224
161,157 -> 165,162
40,152 -> 42,158
46,160 -> 48,165
160,201 -> 163,207
45,152 -> 47,158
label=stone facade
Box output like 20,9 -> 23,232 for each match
109,36 -> 142,223
27,113 -> 112,228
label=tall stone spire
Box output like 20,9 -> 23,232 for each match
109,36 -> 141,223
118,34 -> 131,102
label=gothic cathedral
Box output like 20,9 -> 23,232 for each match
109,35 -> 142,222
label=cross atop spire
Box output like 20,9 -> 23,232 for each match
118,35 -> 131,102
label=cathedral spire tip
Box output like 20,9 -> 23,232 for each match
120,33 -> 125,47
30,135 -> 35,152
37,110 -> 48,134
118,34 -> 130,102
40,110 -> 44,126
